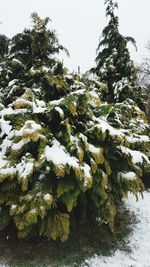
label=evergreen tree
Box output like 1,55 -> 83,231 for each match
92,0 -> 137,102
0,13 -> 69,105
0,12 -> 149,242
0,35 -> 8,57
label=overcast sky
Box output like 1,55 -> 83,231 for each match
0,0 -> 150,73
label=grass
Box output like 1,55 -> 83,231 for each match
0,202 -> 137,267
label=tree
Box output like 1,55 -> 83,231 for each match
137,41 -> 150,121
0,11 -> 149,242
139,41 -> 150,84
0,35 -> 8,57
92,0 -> 137,102
0,13 -> 69,105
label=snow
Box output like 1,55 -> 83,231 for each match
45,139 -> 79,168
79,133 -> 88,143
33,106 -> 46,113
65,74 -> 73,79
17,161 -> 34,179
0,137 -> 13,170
54,107 -> 64,118
35,99 -> 46,108
117,171 -> 137,181
47,149 -> 92,187
83,192 -> 150,267
0,191 -> 150,267
49,98 -> 64,106
92,117 -> 124,138
0,119 -> 12,137
119,146 -> 149,165
0,167 -> 16,175
0,138 -> 12,157
130,151 -> 149,165
88,91 -> 101,107
70,89 -> 85,95
43,193 -> 53,202
49,90 -> 85,107
15,121 -> 41,136
12,58 -> 22,65
126,135 -> 150,144
81,163 -> 92,186
0,109 -> 8,118
0,159 -> 8,169
8,79 -> 18,87
11,204 -> 17,210
12,98 -> 32,108
89,144 -> 102,154
88,91 -> 99,98
100,67 -> 106,74
82,164 -> 91,178
33,102 -> 46,113
42,66 -> 50,72
11,139 -> 27,151
0,107 -> 28,116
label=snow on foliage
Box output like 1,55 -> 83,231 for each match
0,4 -> 149,242
45,139 -> 79,168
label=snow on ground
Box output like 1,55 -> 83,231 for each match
83,191 -> 150,267
0,192 -> 150,267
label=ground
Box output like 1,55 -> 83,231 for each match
0,189 -> 150,267
85,190 -> 150,267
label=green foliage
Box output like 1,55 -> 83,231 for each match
0,35 -> 9,57
0,13 -> 69,106
40,212 -> 70,242
0,207 -> 11,231
92,0 -> 137,102
0,9 -> 149,242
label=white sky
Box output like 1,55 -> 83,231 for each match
0,0 -> 150,73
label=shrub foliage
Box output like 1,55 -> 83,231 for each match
0,3 -> 149,241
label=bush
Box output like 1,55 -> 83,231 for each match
0,10 -> 149,242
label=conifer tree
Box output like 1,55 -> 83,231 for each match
0,35 -> 8,57
0,11 -> 149,242
92,0 -> 137,102
0,13 -> 69,105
